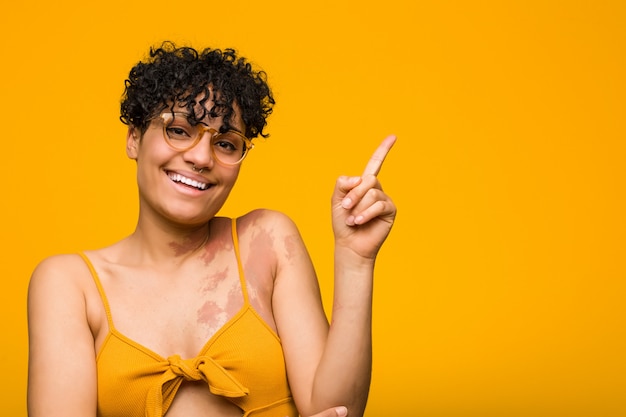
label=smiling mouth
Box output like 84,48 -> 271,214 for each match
167,172 -> 210,190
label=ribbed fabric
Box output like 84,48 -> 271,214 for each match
79,218 -> 297,417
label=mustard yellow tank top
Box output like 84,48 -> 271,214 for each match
80,218 -> 297,417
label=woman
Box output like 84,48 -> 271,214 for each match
27,42 -> 396,417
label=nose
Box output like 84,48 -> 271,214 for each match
183,128 -> 216,171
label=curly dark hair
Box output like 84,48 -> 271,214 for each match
120,41 -> 275,138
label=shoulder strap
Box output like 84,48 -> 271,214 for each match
231,218 -> 250,304
77,252 -> 115,329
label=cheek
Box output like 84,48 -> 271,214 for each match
222,165 -> 241,185
136,129 -> 174,160
135,139 -> 176,172
135,154 -> 160,186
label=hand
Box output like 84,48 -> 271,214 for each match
300,406 -> 348,417
332,135 -> 397,259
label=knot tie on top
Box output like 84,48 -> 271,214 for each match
167,355 -> 204,381
145,354 -> 249,417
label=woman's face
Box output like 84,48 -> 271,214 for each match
127,97 -> 246,227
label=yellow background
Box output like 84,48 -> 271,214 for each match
2,1 -> 624,416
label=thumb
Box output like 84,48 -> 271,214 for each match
332,406 -> 348,417
303,406 -> 348,417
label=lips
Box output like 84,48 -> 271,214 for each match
167,172 -> 210,190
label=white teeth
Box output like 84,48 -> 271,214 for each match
168,172 -> 209,190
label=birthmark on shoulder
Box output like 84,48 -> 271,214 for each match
248,226 -> 275,256
283,233 -> 301,262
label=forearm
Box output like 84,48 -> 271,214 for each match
310,246 -> 375,417
300,135 -> 396,416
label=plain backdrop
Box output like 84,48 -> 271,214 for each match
2,1 -> 625,416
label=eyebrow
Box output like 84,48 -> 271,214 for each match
176,112 -> 246,136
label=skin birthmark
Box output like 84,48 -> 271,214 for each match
200,233 -> 230,266
197,300 -> 228,332
241,225 -> 280,332
245,226 -> 275,268
168,238 -> 206,257
226,284 -> 242,312
201,268 -> 229,293
196,279 -> 243,333
283,233 -> 300,262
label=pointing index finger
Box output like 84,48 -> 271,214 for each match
362,134 -> 397,176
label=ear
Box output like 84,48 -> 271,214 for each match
126,126 -> 140,160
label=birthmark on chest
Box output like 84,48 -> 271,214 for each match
196,282 -> 242,331
197,300 -> 227,329
200,267 -> 229,292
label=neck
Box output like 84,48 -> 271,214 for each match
124,216 -> 212,267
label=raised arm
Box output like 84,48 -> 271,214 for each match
275,136 -> 397,417
27,255 -> 98,417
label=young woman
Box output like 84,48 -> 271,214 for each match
27,42 -> 396,417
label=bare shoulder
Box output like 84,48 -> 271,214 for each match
28,254 -> 93,304
28,253 -> 100,416
30,253 -> 90,283
236,209 -> 313,277
237,208 -> 300,235
236,209 -> 305,255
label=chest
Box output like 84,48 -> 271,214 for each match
92,249 -> 275,359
